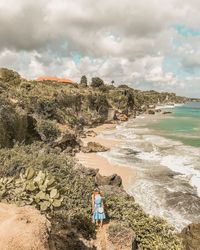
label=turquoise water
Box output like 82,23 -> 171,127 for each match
150,102 -> 200,147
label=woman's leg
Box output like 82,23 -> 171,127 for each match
100,220 -> 103,228
96,219 -> 99,226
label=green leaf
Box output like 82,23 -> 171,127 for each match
25,167 -> 35,180
50,188 -> 58,198
52,198 -> 62,208
40,201 -> 51,211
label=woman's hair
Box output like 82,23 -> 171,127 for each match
94,187 -> 100,193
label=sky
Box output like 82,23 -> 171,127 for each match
0,0 -> 200,97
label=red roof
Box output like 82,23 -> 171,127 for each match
37,76 -> 75,84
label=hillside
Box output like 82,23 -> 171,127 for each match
0,68 -> 188,249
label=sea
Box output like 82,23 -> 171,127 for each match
98,102 -> 200,231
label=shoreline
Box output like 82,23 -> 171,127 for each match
76,123 -> 136,189
76,113 -> 168,189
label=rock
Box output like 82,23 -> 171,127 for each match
117,113 -> 128,121
155,109 -> 162,112
114,110 -> 128,121
95,172 -> 122,187
181,223 -> 200,250
76,166 -> 99,177
0,203 -> 50,250
148,109 -> 155,115
106,222 -> 137,250
85,130 -> 97,137
52,131 -> 80,151
81,142 -> 109,153
0,101 -> 40,148
162,111 -> 172,114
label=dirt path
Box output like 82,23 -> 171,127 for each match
94,224 -> 109,250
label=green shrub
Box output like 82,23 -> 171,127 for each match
105,194 -> 182,249
36,120 -> 60,142
91,77 -> 104,88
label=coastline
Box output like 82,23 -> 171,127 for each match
76,113 -> 168,189
76,123 -> 136,188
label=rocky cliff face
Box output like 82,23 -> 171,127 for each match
0,68 -> 187,150
181,223 -> 200,250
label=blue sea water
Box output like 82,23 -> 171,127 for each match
98,102 -> 200,231
151,102 -> 200,147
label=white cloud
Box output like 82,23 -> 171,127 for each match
0,0 -> 200,97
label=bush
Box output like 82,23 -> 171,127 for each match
91,77 -> 104,88
105,194 -> 182,249
80,75 -> 87,87
36,120 -> 60,142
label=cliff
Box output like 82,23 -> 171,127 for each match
0,68 -> 191,249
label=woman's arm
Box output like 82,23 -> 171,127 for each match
101,199 -> 104,208
92,194 -> 95,212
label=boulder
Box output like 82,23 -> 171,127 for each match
113,110 -> 128,121
76,166 -> 99,177
162,111 -> 172,114
155,109 -> 162,112
148,109 -> 155,115
106,222 -> 137,250
52,131 -> 80,151
95,172 -> 122,187
181,223 -> 200,250
81,142 -> 109,153
85,130 -> 97,137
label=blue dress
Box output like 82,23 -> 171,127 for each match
92,194 -> 106,222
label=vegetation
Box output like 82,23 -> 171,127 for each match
80,75 -> 88,87
0,68 -> 187,249
91,77 -> 104,88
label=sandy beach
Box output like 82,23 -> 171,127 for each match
76,123 -> 136,188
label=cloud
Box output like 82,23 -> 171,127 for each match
0,0 -> 200,97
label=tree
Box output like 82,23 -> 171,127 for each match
80,75 -> 87,87
111,80 -> 115,85
91,77 -> 104,88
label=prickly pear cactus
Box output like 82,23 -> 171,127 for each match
0,167 -> 63,211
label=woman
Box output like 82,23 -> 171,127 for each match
92,188 -> 106,227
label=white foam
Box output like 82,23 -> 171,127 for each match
99,114 -> 200,230
160,155 -> 200,197
128,180 -> 191,231
156,104 -> 175,109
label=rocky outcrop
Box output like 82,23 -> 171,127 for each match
0,203 -> 50,250
113,110 -> 128,121
0,100 -> 40,148
81,141 -> 109,153
51,131 -> 81,152
95,172 -> 122,187
148,109 -> 155,115
181,223 -> 200,250
106,222 -> 137,250
163,111 -> 172,114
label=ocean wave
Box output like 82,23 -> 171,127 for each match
99,117 -> 200,230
